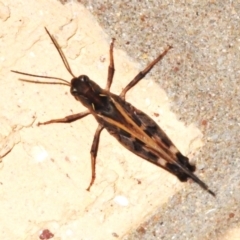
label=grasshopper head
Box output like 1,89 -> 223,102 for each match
70,75 -> 107,111
71,75 -> 92,96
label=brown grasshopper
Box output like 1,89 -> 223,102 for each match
12,28 -> 215,196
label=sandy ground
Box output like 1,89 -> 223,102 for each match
80,1 -> 240,240
0,1 -> 240,240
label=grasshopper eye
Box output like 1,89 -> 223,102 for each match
79,75 -> 89,82
71,86 -> 77,95
70,78 -> 78,95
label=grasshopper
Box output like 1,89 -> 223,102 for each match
12,28 -> 215,196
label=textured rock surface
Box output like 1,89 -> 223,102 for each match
1,1 -> 239,239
